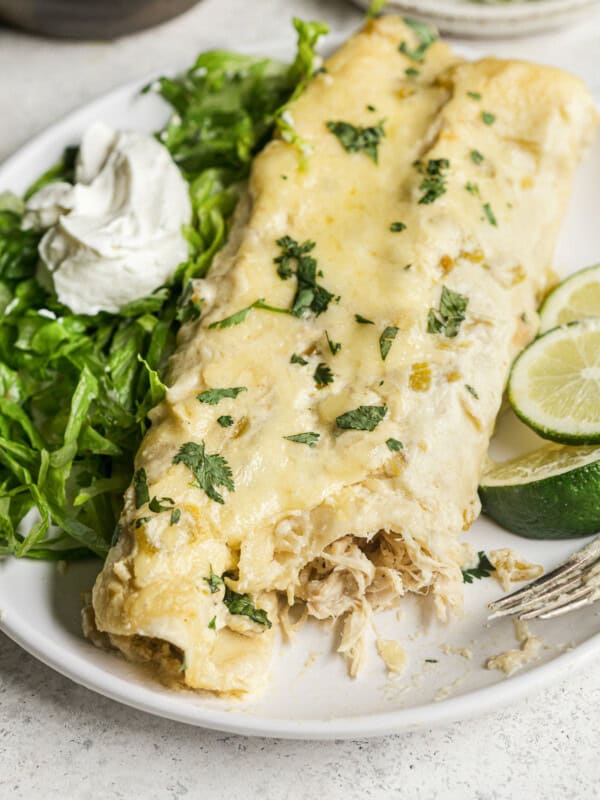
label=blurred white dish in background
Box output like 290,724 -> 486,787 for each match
351,0 -> 600,37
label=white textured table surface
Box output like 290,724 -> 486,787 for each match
1,1 -> 600,797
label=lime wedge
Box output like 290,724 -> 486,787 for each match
479,444 -> 600,539
539,264 -> 600,333
508,318 -> 600,444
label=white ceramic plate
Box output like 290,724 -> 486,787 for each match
351,0 -> 600,37
0,34 -> 599,740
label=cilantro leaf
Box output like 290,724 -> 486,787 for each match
462,551 -> 495,583
274,236 -> 335,317
173,441 -> 235,504
399,18 -> 438,62
291,353 -> 308,365
208,298 -> 290,329
414,158 -> 450,205
326,330 -> 341,355
313,362 -> 334,388
217,415 -> 234,427
467,91 -> 482,101
208,615 -> 217,630
427,286 -> 468,338
149,496 -> 175,513
483,203 -> 497,226
204,564 -> 224,593
135,516 -> 151,529
482,111 -> 496,126
379,325 -> 398,361
170,508 -> 181,525
336,405 -> 387,431
470,149 -> 484,165
283,432 -> 320,447
465,182 -> 480,196
386,438 -> 403,452
133,468 -> 149,509
465,384 -> 479,399
223,580 -> 272,628
326,120 -> 386,163
355,314 -> 375,325
390,222 -> 406,232
197,386 -> 247,405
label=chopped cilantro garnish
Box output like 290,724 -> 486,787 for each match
149,496 -> 175,513
133,468 -> 149,509
386,438 -> 403,452
399,18 -> 438,62
135,516 -> 151,529
427,286 -> 469,338
326,330 -> 341,355
405,67 -> 420,78
217,415 -> 234,427
208,616 -> 217,630
313,362 -> 334,388
274,236 -> 335,317
414,158 -> 450,204
283,432 -> 320,447
291,353 -> 308,365
204,565 -> 224,593
465,182 -> 480,196
425,659 -> 438,663
173,441 -> 234,505
390,221 -> 406,232
208,299 -> 290,329
326,120 -> 386,163
355,314 -> 375,325
366,104 -> 376,112
482,111 -> 496,126
379,325 -> 399,361
470,149 -> 484,165
223,578 -> 272,628
483,203 -> 497,226
197,386 -> 247,405
465,384 -> 479,399
462,551 -> 495,583
170,508 -> 181,525
336,405 -> 387,431
467,91 -> 482,101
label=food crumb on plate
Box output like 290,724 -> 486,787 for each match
376,639 -> 407,675
441,643 -> 473,659
486,619 -> 543,676
489,548 -> 544,591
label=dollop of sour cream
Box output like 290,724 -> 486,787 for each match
24,122 -> 191,315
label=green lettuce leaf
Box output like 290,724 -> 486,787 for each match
0,18 -> 327,561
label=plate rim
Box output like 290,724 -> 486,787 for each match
1,33 -> 599,740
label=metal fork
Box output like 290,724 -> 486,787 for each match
488,535 -> 600,621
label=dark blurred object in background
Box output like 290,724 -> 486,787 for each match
0,0 -> 201,39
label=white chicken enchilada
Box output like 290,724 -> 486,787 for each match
88,17 -> 597,695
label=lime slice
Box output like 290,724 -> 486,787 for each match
479,444 -> 600,539
508,318 -> 600,444
539,264 -> 600,333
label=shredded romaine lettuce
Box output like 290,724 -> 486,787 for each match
0,19 -> 327,561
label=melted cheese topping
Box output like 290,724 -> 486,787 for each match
91,17 -> 598,695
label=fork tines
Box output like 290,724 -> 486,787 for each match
488,535 -> 600,621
